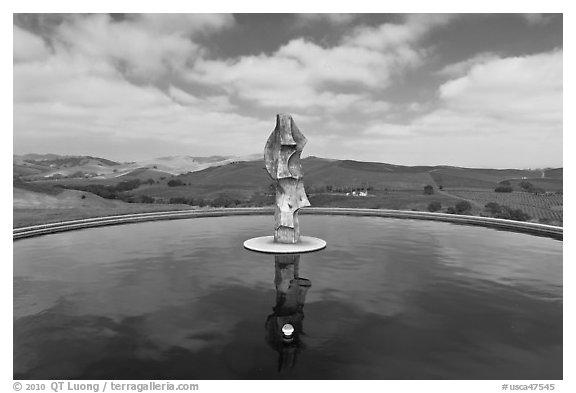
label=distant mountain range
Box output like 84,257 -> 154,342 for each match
13,153 -> 262,180
14,153 -> 562,189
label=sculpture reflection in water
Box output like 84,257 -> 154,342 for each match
265,254 -> 311,372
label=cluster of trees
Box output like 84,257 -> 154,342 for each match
494,180 -> 545,194
446,201 -> 472,215
484,202 -> 530,221
495,181 -> 513,193
423,185 -> 434,195
63,179 -> 143,200
519,180 -> 544,194
168,195 -> 244,207
167,179 -> 185,187
211,195 -> 243,207
168,197 -> 206,206
426,201 -> 475,214
494,186 -> 513,193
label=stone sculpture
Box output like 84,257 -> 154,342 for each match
264,114 -> 311,244
243,114 -> 325,253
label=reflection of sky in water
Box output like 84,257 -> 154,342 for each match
14,216 -> 562,379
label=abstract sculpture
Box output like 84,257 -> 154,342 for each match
264,114 -> 311,243
243,114 -> 326,254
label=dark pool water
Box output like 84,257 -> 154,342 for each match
13,215 -> 562,380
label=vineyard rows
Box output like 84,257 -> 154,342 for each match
445,190 -> 563,223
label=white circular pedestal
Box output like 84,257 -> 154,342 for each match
243,235 -> 326,254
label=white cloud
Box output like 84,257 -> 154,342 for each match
53,14 -> 233,80
344,14 -> 454,51
13,14 -> 268,160
168,86 -> 236,111
14,59 -> 269,158
437,52 -> 498,76
13,25 -> 51,62
14,13 -> 559,168
365,50 -> 561,137
438,50 -> 562,124
187,15 -> 452,112
358,50 -> 562,166
13,14 -> 457,162
278,38 -> 411,86
134,13 -> 235,35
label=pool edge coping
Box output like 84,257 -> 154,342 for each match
13,207 -> 563,240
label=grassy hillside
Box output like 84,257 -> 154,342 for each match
14,154 -> 563,228
309,190 -> 471,212
14,204 -> 194,228
506,178 -> 563,192
166,157 -> 439,192
13,186 -> 193,228
428,167 -> 544,189
544,168 -> 563,179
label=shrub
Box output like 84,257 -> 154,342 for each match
519,180 -> 534,192
455,201 -> 472,214
423,185 -> 434,195
169,197 -> 189,204
427,201 -> 442,212
167,179 -> 184,187
139,195 -> 155,204
495,186 -> 513,193
446,207 -> 456,214
496,206 -> 530,222
116,179 -> 141,192
117,194 -> 135,203
212,196 -> 234,207
70,184 -> 117,199
484,202 -> 501,215
519,180 -> 544,194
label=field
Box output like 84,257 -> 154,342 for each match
308,190 -> 474,212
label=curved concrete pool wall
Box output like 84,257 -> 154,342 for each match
13,207 -> 563,241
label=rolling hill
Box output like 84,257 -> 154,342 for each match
14,153 -> 261,181
14,153 -> 563,227
158,157 -> 559,193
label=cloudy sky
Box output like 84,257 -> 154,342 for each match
13,13 -> 562,168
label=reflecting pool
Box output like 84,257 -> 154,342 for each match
13,215 -> 562,379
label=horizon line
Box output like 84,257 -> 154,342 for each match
12,152 -> 563,171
